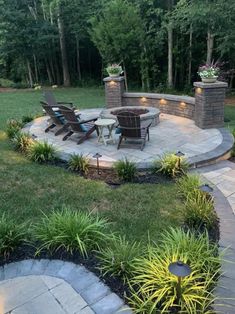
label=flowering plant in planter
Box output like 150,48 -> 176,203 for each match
198,62 -> 220,83
106,64 -> 123,77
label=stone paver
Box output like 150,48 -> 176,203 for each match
23,109 -> 233,169
0,260 -> 132,314
197,160 -> 235,311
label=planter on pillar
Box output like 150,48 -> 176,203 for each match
194,81 -> 228,129
103,76 -> 125,109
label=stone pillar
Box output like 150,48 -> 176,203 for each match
103,76 -> 125,108
194,81 -> 228,129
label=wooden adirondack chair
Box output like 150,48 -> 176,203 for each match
59,105 -> 99,145
41,101 -> 70,136
116,111 -> 152,151
43,91 -> 75,109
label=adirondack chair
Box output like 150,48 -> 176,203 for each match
41,101 -> 70,135
43,91 -> 75,109
59,105 -> 99,145
116,111 -> 152,151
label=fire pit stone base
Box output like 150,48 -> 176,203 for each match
100,106 -> 160,127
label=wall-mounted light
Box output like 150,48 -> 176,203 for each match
180,102 -> 186,107
196,87 -> 202,94
141,97 -> 147,102
109,81 -> 116,86
160,99 -> 167,105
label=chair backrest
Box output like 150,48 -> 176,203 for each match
43,91 -> 58,107
41,101 -> 63,125
59,105 -> 84,132
117,111 -> 141,138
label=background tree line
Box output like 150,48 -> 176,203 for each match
0,0 -> 235,91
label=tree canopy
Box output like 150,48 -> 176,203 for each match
0,0 -> 234,90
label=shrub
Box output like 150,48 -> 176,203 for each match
129,228 -> 221,313
68,154 -> 89,175
153,153 -> 189,178
183,190 -> 218,233
0,78 -> 14,88
34,209 -> 109,257
97,236 -> 141,281
114,158 -> 137,182
22,115 -> 34,124
0,213 -> 28,259
28,141 -> 57,163
6,119 -> 23,139
12,132 -> 34,153
177,174 -> 201,199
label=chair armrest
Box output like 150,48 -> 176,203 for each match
57,102 -> 75,108
78,117 -> 98,124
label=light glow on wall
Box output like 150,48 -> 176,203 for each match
180,102 -> 186,107
160,98 -> 167,105
141,97 -> 147,102
109,81 -> 116,86
196,87 -> 202,94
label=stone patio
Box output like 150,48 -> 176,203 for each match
23,109 -> 233,168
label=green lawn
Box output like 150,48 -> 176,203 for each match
0,88 -> 183,243
225,104 -> 235,131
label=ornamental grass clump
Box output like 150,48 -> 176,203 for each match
177,174 -> 201,199
153,153 -> 189,178
28,141 -> 57,163
34,209 -> 109,257
0,213 -> 28,259
114,158 -> 137,182
97,236 -> 141,281
12,132 -> 34,153
6,119 -> 23,139
68,154 -> 90,175
129,228 -> 221,314
183,189 -> 218,234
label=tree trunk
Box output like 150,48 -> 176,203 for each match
27,59 -> 33,88
57,7 -> 71,87
123,61 -> 128,91
188,24 -> 193,85
33,54 -> 39,83
206,31 -> 214,64
168,23 -> 173,88
45,59 -> 53,85
49,57 -> 56,83
76,36 -> 82,81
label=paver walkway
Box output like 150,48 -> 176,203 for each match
196,160 -> 235,313
0,260 -> 132,314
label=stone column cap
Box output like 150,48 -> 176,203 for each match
103,76 -> 125,82
194,81 -> 228,89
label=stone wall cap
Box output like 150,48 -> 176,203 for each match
103,76 -> 125,82
194,81 -> 228,88
123,92 -> 195,105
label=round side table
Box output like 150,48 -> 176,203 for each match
95,119 -> 116,146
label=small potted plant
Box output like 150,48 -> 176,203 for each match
106,63 -> 123,77
198,62 -> 219,83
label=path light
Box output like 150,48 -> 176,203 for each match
199,184 -> 213,193
168,261 -> 192,303
175,151 -> 185,169
93,153 -> 102,175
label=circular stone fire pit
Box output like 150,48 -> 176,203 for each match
100,106 -> 160,127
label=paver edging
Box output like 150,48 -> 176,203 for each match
0,259 -> 132,314
198,163 -> 235,313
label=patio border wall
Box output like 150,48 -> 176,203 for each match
103,77 -> 228,129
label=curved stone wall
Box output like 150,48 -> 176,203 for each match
122,92 -> 195,120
